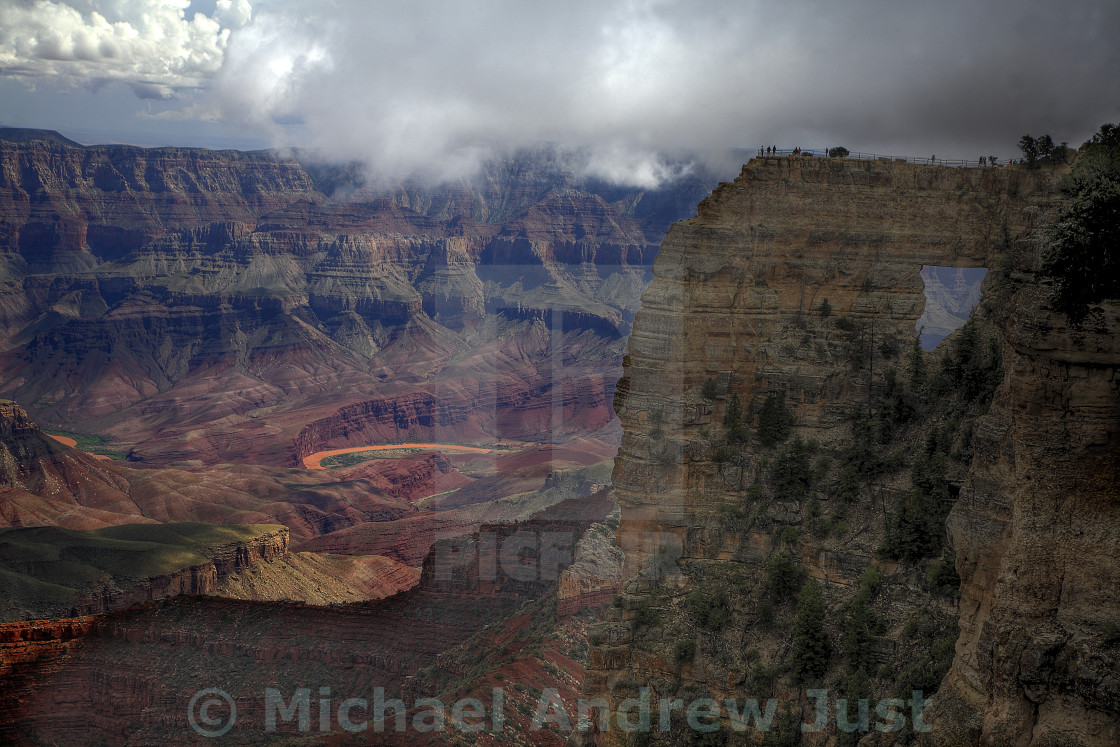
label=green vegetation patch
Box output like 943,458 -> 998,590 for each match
1039,123 -> 1120,322
43,430 -> 129,460
319,449 -> 415,468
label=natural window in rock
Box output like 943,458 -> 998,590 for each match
917,266 -> 988,350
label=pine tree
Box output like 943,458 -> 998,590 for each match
724,393 -> 748,444
908,333 -> 926,391
701,377 -> 718,400
761,702 -> 799,747
791,578 -> 831,681
765,551 -> 806,603
842,567 -> 880,673
1042,122 -> 1120,322
769,436 -> 815,501
757,393 -> 793,447
842,600 -> 875,673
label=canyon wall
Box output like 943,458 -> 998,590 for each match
929,298 -> 1120,744
0,131 -> 716,466
584,155 -> 1119,744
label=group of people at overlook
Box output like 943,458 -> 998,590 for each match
755,145 -> 1019,167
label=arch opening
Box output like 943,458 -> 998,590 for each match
917,265 -> 988,350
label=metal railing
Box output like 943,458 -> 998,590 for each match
751,148 -> 1008,168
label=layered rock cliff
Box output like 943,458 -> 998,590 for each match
584,156 -> 1118,744
928,296 -> 1120,743
0,520 -> 288,620
0,130 -> 716,466
609,155 -> 1055,577
68,525 -> 289,617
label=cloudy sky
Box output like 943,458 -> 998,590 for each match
1,0 -> 1118,184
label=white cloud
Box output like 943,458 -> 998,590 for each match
138,98 -> 220,121
0,0 -> 251,90
207,0 -> 1119,184
2,0 -> 1118,185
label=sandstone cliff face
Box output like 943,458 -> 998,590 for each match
0,617 -> 98,679
0,138 -> 321,262
583,156 -> 1119,744
0,616 -> 100,730
928,297 -> 1120,745
610,157 -> 1055,578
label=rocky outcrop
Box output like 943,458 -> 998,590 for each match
582,155 -> 1120,744
212,551 -> 422,604
66,526 -> 290,617
558,507 -> 623,617
0,398 -> 73,486
609,156 -> 1058,578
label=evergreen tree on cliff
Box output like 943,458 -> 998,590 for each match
792,577 -> 830,680
757,392 -> 793,447
1043,123 -> 1120,322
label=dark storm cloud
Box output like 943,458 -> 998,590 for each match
3,0 -> 1117,183
755,0 -> 1120,157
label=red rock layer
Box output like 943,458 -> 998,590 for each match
0,493 -> 614,744
335,453 -> 472,502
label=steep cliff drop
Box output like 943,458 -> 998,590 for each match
931,266 -> 1120,743
583,155 -> 1119,745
